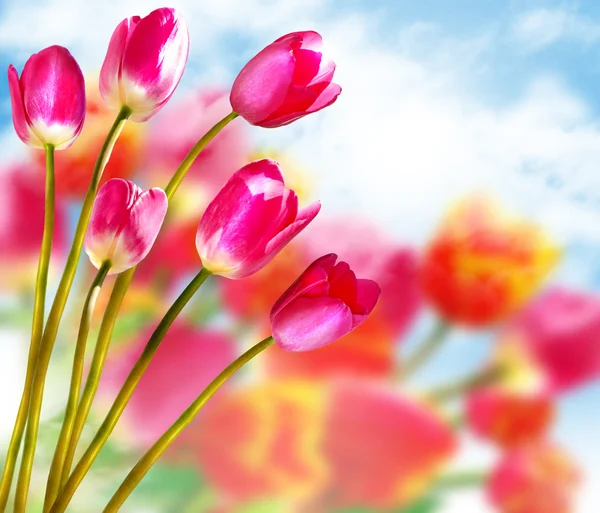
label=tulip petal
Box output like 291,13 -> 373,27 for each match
99,17 -> 135,110
7,65 -> 40,147
270,254 -> 335,317
20,46 -> 86,148
272,296 -> 353,351
264,200 -> 321,257
111,187 -> 168,273
85,178 -> 141,268
352,279 -> 382,327
121,8 -> 189,121
230,41 -> 295,124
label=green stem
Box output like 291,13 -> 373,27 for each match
164,111 -> 238,199
425,365 -> 504,403
13,107 -> 131,513
401,318 -> 451,380
59,269 -> 134,485
49,269 -> 212,513
103,337 -> 274,512
0,145 -> 55,512
434,469 -> 487,490
43,262 -> 111,511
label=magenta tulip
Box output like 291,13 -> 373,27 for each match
230,31 -> 341,128
84,179 -> 167,274
508,286 -> 600,393
100,7 -> 189,122
196,159 -> 320,279
8,45 -> 85,149
270,254 -> 380,351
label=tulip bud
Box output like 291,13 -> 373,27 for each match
196,159 -> 320,279
270,254 -> 380,351
84,179 -> 167,274
230,31 -> 341,128
100,7 -> 189,122
8,46 -> 86,149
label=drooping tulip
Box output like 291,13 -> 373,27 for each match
8,45 -> 86,149
508,286 -> 600,393
84,178 -> 167,274
270,254 -> 380,352
420,194 -> 559,326
319,381 -> 457,511
488,442 -> 579,513
230,31 -> 341,128
196,159 -> 320,279
100,7 -> 189,122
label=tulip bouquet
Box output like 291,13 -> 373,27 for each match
0,5 -> 597,513
0,6 -> 381,512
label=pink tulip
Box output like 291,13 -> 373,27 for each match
8,45 -> 85,149
84,178 -> 167,274
100,7 -> 189,122
100,322 -> 236,447
508,286 -> 600,392
488,442 -> 579,513
196,159 -> 320,279
230,31 -> 341,128
270,254 -> 380,351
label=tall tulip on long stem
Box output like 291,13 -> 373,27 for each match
0,45 -> 86,513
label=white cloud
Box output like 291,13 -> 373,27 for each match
511,7 -> 600,51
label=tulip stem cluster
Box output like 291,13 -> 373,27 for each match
44,261 -> 112,510
0,144 -> 55,510
50,268 -> 213,513
0,10 -> 361,512
103,336 -> 275,512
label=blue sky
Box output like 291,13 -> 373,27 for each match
0,0 -> 599,511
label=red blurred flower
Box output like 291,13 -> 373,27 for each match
188,380 -> 327,503
0,161 -> 67,289
508,286 -> 600,393
420,194 -> 559,326
318,381 -> 457,511
467,388 -> 554,448
488,442 -> 580,513
33,80 -> 145,198
99,321 -> 235,448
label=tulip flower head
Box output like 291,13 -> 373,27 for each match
196,159 -> 321,279
488,442 -> 579,513
508,286 -> 600,393
100,7 -> 189,122
420,194 -> 560,326
8,45 -> 86,149
270,254 -> 381,351
84,179 -> 167,274
230,31 -> 341,128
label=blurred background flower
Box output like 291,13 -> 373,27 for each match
1,1 -> 600,512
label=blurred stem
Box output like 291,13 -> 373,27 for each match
49,268 -> 212,513
44,261 -> 111,511
59,270 -> 134,485
13,107 -> 131,513
164,111 -> 239,198
424,365 -> 504,403
103,336 -> 275,512
0,144 -> 55,512
401,318 -> 451,380
434,469 -> 487,490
